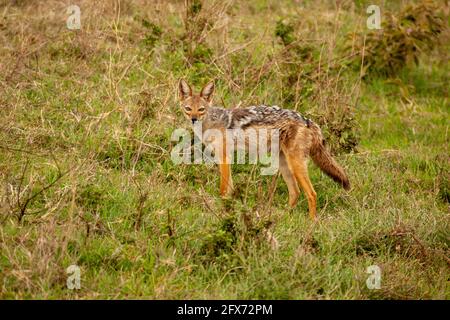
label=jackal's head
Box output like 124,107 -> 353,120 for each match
178,79 -> 214,124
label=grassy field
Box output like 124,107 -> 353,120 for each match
0,0 -> 448,299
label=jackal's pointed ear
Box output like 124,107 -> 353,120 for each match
179,79 -> 192,101
200,81 -> 215,102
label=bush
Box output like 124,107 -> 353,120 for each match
346,1 -> 446,77
140,18 -> 163,50
198,212 -> 272,266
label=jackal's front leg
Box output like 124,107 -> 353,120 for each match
218,136 -> 233,197
219,162 -> 233,197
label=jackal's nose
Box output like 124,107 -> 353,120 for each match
191,118 -> 197,124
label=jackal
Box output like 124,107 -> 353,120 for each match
178,79 -> 350,220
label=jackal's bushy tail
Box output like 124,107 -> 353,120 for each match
309,123 -> 350,190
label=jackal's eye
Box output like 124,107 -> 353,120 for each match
198,107 -> 205,112
184,105 -> 192,112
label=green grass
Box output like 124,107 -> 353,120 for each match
0,0 -> 448,299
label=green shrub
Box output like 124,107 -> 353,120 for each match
275,19 -> 295,46
140,18 -> 163,49
198,212 -> 272,266
346,1 -> 446,77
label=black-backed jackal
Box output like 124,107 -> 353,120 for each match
178,79 -> 350,220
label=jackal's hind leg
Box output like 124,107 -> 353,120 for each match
279,152 -> 300,207
285,154 -> 317,220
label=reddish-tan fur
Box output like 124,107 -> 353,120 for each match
178,79 -> 350,220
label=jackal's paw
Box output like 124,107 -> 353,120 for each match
288,195 -> 299,208
220,188 -> 234,199
220,190 -> 233,199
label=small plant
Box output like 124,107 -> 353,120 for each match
199,215 -> 238,260
77,184 -> 106,212
275,19 -> 295,46
312,99 -> 360,154
191,43 -> 213,63
140,18 -> 163,50
198,212 -> 273,266
189,0 -> 202,15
